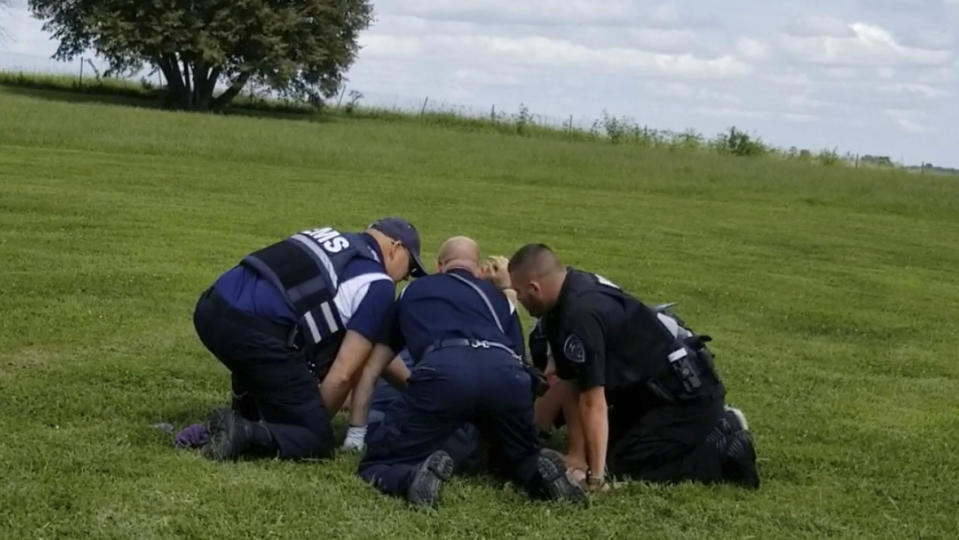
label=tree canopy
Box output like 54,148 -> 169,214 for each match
29,0 -> 373,111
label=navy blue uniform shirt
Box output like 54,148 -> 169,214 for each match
212,233 -> 395,343
386,268 -> 523,360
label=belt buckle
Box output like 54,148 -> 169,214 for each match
470,339 -> 490,349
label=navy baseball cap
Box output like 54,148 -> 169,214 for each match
369,217 -> 427,278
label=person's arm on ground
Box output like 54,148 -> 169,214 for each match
566,307 -> 610,491
579,385 -> 610,491
323,278 -> 396,418
381,355 -> 411,388
319,330 -> 374,413
343,343 -> 398,450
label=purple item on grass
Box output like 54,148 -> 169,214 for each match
173,423 -> 210,449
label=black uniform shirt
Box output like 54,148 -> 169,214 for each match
543,268 -> 677,397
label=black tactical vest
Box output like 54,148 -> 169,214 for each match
548,269 -> 724,406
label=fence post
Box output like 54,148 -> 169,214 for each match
490,104 -> 496,121
568,114 -> 573,133
420,96 -> 429,115
79,57 -> 84,88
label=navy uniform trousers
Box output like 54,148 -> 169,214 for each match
192,288 -> 335,459
358,346 -> 541,494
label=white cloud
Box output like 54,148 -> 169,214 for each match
628,28 -> 711,55
0,4 -> 59,56
646,81 -> 694,99
784,113 -> 818,123
451,68 -> 522,87
884,108 -> 929,132
902,30 -> 953,50
780,21 -> 952,67
645,81 -> 742,104
765,71 -> 814,87
784,16 -> 855,38
879,82 -> 949,98
381,1 -> 644,27
359,35 -> 422,58
456,35 -> 752,78
693,106 -> 766,119
649,3 -> 682,28
787,94 -> 827,109
736,37 -> 768,60
915,67 -> 957,83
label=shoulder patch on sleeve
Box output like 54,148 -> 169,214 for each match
563,334 -> 586,364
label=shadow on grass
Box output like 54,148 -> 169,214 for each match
0,83 -> 338,125
1,84 -> 164,109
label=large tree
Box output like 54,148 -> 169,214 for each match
28,0 -> 373,111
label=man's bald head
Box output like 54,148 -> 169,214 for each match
436,236 -> 480,275
508,244 -> 567,317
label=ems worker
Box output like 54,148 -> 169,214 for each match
343,254 -> 520,451
346,348 -> 489,475
508,244 -> 759,491
356,237 -> 586,507
189,218 -> 427,461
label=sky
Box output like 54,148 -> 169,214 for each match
2,0 -> 957,166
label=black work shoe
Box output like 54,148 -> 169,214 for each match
203,408 -> 253,461
407,450 -> 454,507
723,429 -> 760,489
723,406 -> 750,434
536,449 -> 588,504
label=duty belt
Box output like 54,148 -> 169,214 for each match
423,338 -> 521,360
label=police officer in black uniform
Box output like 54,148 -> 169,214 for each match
357,237 -> 586,507
508,244 -> 758,490
189,218 -> 426,461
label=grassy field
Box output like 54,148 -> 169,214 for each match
1,84 -> 958,539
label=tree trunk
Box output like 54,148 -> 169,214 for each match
191,63 -> 220,111
156,56 -> 233,112
211,70 -> 253,112
179,57 -> 193,109
157,54 -> 189,110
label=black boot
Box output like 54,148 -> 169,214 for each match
407,450 -> 454,507
535,449 -> 588,504
716,406 -> 759,489
203,408 -> 275,461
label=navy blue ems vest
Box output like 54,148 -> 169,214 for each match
241,227 -> 387,347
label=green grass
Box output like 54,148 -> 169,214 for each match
1,84 -> 958,539
0,71 -> 903,166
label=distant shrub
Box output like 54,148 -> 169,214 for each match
712,126 -> 768,157
344,90 -> 363,114
817,148 -> 841,166
516,103 -> 532,135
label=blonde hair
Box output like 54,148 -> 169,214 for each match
481,255 -> 517,303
